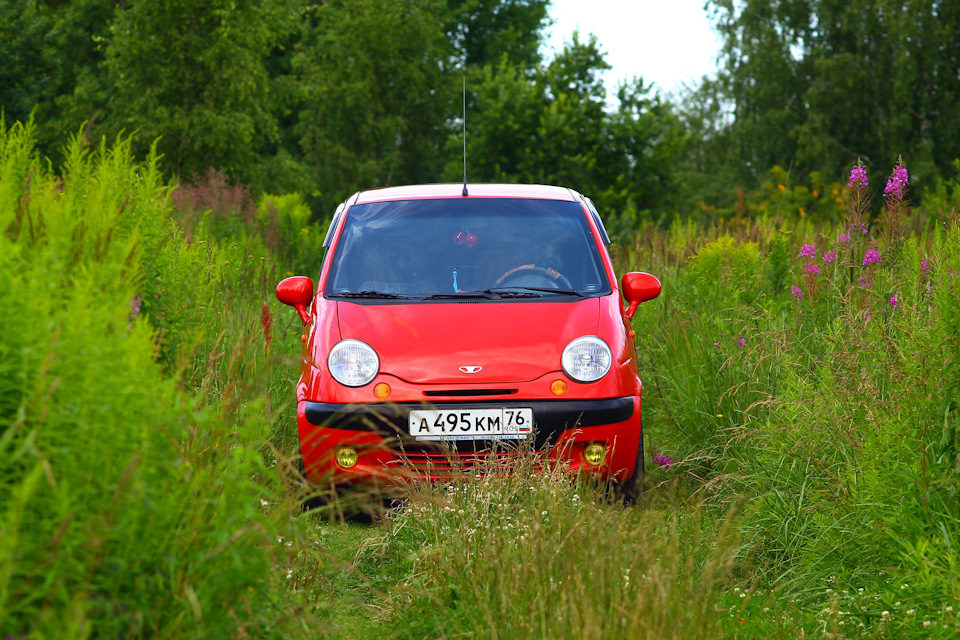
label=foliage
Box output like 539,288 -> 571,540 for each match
701,0 -> 960,197
0,0 -> 691,226
445,0 -> 550,68
452,33 -> 687,221
96,0 -> 297,183
0,0 -> 115,157
291,0 -> 452,210
0,122 -> 317,638
629,156 -> 960,636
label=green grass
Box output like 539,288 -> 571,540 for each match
3,125 -> 960,638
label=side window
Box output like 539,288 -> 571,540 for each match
322,201 -> 347,248
584,197 -> 611,244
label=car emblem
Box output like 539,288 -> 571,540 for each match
459,366 -> 483,374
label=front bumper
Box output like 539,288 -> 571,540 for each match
298,396 -> 641,484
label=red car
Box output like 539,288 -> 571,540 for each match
277,183 -> 661,495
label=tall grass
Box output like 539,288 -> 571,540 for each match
622,163 -> 960,636
6,119 -> 960,639
0,121 -> 317,638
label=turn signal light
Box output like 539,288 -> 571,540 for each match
584,443 -> 607,466
550,379 -> 568,395
335,446 -> 359,469
374,383 -> 391,399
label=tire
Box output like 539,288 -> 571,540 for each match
297,450 -> 331,512
620,421 -> 645,503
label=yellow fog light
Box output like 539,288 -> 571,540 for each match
335,446 -> 359,469
584,443 -> 606,466
550,379 -> 568,395
374,383 -> 391,399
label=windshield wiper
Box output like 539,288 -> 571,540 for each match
479,289 -> 541,298
487,286 -> 584,297
334,290 -> 417,299
422,290 -> 502,300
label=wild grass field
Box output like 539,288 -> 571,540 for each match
2,122 -> 960,639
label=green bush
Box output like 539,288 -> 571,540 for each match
0,122 -> 314,638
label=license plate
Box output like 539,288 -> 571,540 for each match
408,408 -> 533,441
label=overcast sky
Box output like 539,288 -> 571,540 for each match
542,0 -> 725,99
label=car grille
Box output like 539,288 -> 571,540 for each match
422,389 -> 519,397
390,448 -> 541,473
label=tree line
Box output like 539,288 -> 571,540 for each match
3,0 -> 960,220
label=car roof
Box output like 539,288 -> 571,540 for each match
354,183 -> 578,205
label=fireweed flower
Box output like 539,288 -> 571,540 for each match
884,159 -> 909,198
260,303 -> 274,351
889,295 -> 898,309
805,263 -> 820,275
800,244 -> 816,258
838,233 -> 850,243
920,261 -> 931,274
848,163 -> 869,188
652,456 -> 674,470
128,295 -> 142,329
791,285 -> 803,300
862,249 -> 882,266
823,252 -> 836,263
738,337 -> 745,348
859,276 -> 872,288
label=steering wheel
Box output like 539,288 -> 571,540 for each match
494,264 -> 573,289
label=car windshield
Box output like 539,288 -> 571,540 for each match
325,198 -> 610,298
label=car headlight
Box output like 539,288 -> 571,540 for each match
328,339 -> 379,387
561,336 -> 612,383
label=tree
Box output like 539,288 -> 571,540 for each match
451,34 -> 686,220
445,0 -> 550,68
85,0 -> 297,182
705,0 -> 960,192
292,0 -> 454,210
0,0 -> 116,158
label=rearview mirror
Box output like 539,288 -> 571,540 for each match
621,272 -> 661,319
276,276 -> 314,324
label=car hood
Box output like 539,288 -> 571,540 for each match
336,299 -> 599,384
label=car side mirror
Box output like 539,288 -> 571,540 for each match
276,276 -> 314,324
621,272 -> 661,319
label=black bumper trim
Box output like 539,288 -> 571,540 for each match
303,397 -> 635,449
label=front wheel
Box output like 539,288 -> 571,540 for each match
619,423 -> 645,503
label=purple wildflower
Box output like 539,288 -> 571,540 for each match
847,163 -> 869,188
862,249 -> 882,266
838,233 -> 850,243
791,285 -> 803,300
889,295 -> 898,309
859,276 -> 872,288
864,311 -> 873,323
884,159 -> 909,199
805,263 -> 820,275
652,456 -> 673,470
857,222 -> 869,235
800,244 -> 816,259
713,342 -> 720,349
128,295 -> 142,328
738,337 -> 745,348
920,261 -> 931,274
823,252 -> 836,263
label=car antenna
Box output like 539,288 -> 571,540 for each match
462,74 -> 468,197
